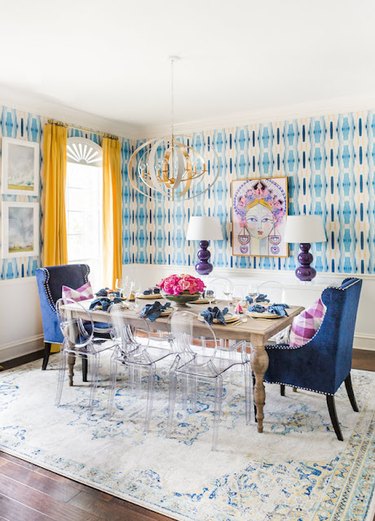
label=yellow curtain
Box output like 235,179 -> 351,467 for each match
42,123 -> 68,266
102,137 -> 122,288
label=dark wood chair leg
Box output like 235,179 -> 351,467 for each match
280,384 -> 285,396
42,342 -> 51,370
326,395 -> 343,441
81,355 -> 88,382
344,374 -> 359,412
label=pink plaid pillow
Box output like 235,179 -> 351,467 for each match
289,298 -> 326,347
62,281 -> 94,303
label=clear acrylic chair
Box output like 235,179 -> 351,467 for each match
55,298 -> 115,412
205,276 -> 234,302
257,280 -> 285,303
167,310 -> 252,451
108,304 -> 176,432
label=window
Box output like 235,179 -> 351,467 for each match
66,137 -> 103,288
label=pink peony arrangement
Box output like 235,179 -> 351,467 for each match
158,274 -> 205,296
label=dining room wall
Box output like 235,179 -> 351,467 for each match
0,103 -> 133,361
123,110 -> 375,275
122,109 -> 375,351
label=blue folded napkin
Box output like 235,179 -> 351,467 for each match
140,301 -> 171,321
246,293 -> 270,305
89,297 -> 123,312
267,303 -> 289,317
200,306 -> 229,325
247,304 -> 267,313
143,287 -> 161,295
247,303 -> 289,316
96,287 -> 110,297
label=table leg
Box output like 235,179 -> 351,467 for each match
68,353 -> 76,386
251,342 -> 269,433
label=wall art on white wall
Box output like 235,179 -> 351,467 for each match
232,177 -> 288,257
1,137 -> 39,195
1,202 -> 39,258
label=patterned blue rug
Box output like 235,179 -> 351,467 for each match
0,355 -> 374,521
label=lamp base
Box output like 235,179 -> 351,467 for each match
295,243 -> 316,282
195,240 -> 213,276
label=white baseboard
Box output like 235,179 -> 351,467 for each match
0,276 -> 43,362
0,334 -> 44,363
353,334 -> 375,351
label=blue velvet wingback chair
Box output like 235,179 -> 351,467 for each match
36,264 -> 91,370
265,277 -> 362,441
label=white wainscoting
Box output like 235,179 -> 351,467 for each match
123,263 -> 375,352
0,277 -> 43,363
1,267 -> 373,363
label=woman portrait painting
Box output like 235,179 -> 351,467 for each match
232,177 -> 288,257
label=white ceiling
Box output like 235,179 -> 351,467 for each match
1,0 -> 375,137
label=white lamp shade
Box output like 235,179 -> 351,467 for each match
284,215 -> 327,244
186,216 -> 223,241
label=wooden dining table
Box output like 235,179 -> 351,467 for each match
64,299 -> 304,434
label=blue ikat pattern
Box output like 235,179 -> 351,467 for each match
124,112 -> 375,274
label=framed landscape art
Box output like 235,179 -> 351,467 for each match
1,137 -> 39,195
232,176 -> 288,257
1,202 -> 39,258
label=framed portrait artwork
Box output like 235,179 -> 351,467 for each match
1,202 -> 39,258
232,177 -> 288,257
1,137 -> 40,195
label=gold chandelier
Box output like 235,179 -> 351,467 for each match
128,57 -> 219,200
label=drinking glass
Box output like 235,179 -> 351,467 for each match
115,276 -> 129,298
231,286 -> 245,313
247,285 -> 258,304
205,289 -> 216,306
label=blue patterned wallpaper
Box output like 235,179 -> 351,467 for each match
0,104 -> 133,281
1,104 -> 374,279
123,112 -> 375,274
0,107 -> 43,280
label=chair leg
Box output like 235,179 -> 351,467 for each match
168,372 -> 177,436
42,342 -> 51,370
144,365 -> 156,433
280,384 -> 285,396
344,374 -> 359,412
212,376 -> 223,451
326,395 -> 343,441
81,355 -> 88,382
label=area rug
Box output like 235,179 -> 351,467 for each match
0,354 -> 374,521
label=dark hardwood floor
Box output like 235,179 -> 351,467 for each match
1,348 -> 374,521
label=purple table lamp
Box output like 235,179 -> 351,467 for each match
285,215 -> 327,282
186,216 -> 223,276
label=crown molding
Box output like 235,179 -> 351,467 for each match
0,84 -> 143,139
1,85 -> 375,140
141,95 -> 375,137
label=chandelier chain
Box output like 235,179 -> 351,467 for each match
170,57 -> 175,139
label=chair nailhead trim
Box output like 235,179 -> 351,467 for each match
266,380 -> 333,396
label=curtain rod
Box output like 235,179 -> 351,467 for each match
47,119 -> 119,140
